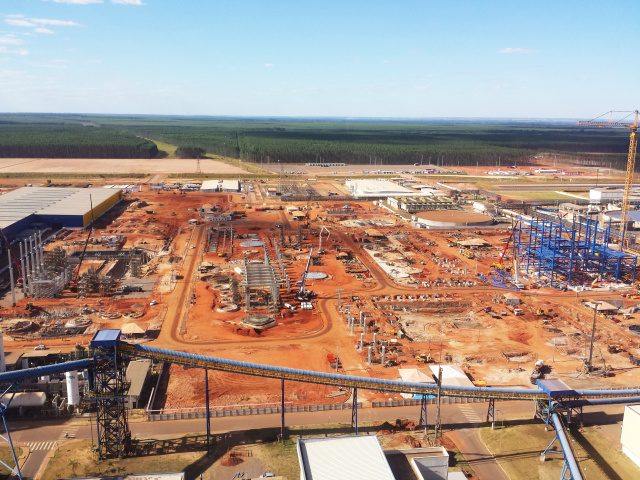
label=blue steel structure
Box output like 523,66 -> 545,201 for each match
515,214 -> 637,288
542,413 -> 585,480
87,329 -> 131,459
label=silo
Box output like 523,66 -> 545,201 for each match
65,371 -> 80,406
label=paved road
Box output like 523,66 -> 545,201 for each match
7,401 -> 627,479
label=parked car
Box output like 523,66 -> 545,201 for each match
34,344 -> 47,350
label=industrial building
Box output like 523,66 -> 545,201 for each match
297,435 -> 455,480
387,196 -> 457,213
200,179 -> 240,193
590,186 -> 640,203
0,187 -> 122,244
621,404 -> 640,468
297,436 -> 396,480
346,179 -> 416,197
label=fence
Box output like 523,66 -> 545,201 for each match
147,395 -> 489,421
371,396 -> 485,408
147,402 -> 359,421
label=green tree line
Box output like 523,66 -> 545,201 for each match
0,125 -> 158,159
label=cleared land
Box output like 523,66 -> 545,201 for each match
0,158 -> 247,175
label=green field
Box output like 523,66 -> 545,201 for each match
0,114 -> 631,169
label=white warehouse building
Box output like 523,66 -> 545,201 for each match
345,179 -> 417,197
590,187 -> 640,203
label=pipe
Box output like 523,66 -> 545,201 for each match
564,396 -> 640,407
551,413 -> 584,480
574,388 -> 640,397
381,346 -> 386,365
0,360 -> 92,383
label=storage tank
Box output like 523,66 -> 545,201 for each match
0,392 -> 46,409
66,371 -> 80,406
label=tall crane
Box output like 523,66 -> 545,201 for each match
577,110 -> 639,250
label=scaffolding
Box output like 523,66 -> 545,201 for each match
241,246 -> 283,312
515,214 -> 637,288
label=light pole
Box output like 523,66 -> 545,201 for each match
496,409 -> 504,453
587,301 -> 600,372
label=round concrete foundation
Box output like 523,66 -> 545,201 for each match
414,210 -> 493,228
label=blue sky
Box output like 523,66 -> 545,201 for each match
0,1 -> 637,118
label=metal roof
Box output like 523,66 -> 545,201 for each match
537,379 -> 576,397
0,187 -> 121,229
298,435 -> 395,480
21,349 -> 62,358
91,329 -> 121,347
126,359 -> 151,399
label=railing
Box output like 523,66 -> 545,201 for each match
147,402 -> 358,421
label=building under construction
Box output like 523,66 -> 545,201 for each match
514,214 -> 638,288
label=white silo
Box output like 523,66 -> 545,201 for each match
65,371 -> 80,406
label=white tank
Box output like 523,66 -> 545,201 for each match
0,329 -> 5,373
65,371 -> 80,406
0,392 -> 46,408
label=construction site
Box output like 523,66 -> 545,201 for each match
2,144 -> 640,478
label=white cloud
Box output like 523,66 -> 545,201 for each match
111,0 -> 145,5
4,16 -> 80,28
35,28 -> 55,34
31,18 -> 81,26
47,0 -> 103,4
498,47 -> 534,54
5,19 -> 37,27
264,63 -> 274,68
0,46 -> 29,55
0,36 -> 23,45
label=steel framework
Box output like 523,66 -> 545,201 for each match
515,214 -> 637,288
88,330 -> 131,459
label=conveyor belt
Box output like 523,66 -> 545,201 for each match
121,343 -> 640,402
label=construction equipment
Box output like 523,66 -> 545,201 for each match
71,195 -> 95,290
536,308 -> 545,316
416,353 -> 432,363
578,111 -> 639,250
0,226 -> 23,282
297,246 -> 315,301
496,221 -> 519,268
318,226 -> 330,254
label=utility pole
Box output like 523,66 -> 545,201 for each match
435,367 -> 443,439
587,301 -> 600,372
337,285 -> 343,306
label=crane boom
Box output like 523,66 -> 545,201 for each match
0,227 -> 22,280
298,246 -> 314,296
577,110 -> 639,251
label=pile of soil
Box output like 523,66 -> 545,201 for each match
405,435 -> 422,448
220,454 -> 243,467
376,421 -> 396,434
